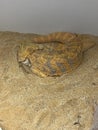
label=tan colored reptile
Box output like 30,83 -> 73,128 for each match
17,32 -> 96,77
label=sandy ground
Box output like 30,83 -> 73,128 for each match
0,31 -> 98,130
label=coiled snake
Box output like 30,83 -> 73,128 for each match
17,32 -> 95,77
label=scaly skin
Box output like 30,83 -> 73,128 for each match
32,32 -> 77,43
17,32 -> 96,77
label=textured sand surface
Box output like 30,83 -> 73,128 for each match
0,31 -> 98,130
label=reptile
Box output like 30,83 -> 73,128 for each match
17,32 -> 96,77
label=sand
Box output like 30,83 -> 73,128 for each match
0,31 -> 98,130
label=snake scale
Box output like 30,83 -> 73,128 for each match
17,32 -> 96,77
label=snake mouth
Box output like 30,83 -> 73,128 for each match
19,58 -> 32,67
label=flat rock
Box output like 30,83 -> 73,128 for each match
0,31 -> 98,130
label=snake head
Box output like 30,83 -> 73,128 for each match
17,43 -> 30,62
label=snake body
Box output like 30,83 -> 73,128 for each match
18,32 -> 95,77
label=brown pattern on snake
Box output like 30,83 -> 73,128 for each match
17,32 -> 95,77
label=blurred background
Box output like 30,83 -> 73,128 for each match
0,0 -> 98,35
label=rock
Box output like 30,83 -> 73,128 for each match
0,31 -> 98,130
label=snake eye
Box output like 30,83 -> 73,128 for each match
27,48 -> 34,54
